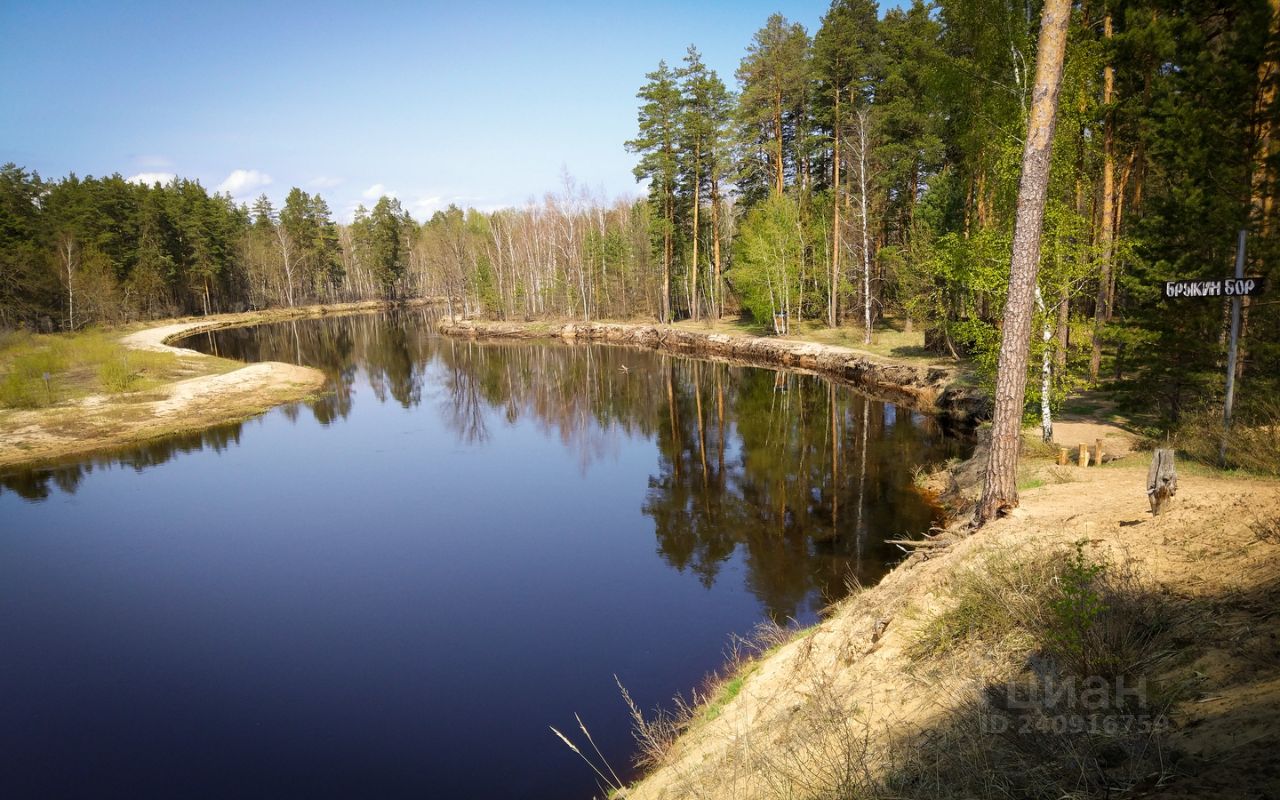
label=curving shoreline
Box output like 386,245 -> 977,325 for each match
0,302 -> 413,470
437,319 -> 990,425
3,307 -> 986,470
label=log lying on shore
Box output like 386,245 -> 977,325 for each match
438,319 -> 990,426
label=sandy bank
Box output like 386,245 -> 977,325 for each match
438,319 -> 989,424
0,302 -> 415,469
621,432 -> 1280,799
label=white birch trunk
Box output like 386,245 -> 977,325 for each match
856,109 -> 873,345
1035,284 -> 1054,442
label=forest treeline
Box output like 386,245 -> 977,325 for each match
2,0 -> 1277,434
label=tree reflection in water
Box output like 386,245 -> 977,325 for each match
2,310 -> 967,620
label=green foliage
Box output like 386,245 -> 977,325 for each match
735,14 -> 812,200
282,187 -> 343,297
0,330 -> 179,407
0,370 -> 41,408
702,674 -> 747,723
363,196 -> 412,298
2,0 -> 1277,428
730,195 -> 805,327
1046,541 -> 1108,669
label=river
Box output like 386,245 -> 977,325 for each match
0,309 -> 968,798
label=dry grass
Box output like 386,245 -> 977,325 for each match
889,543 -> 1180,799
627,542 -> 1183,800
626,458 -> 1280,800
1248,513 -> 1280,544
1173,398 -> 1280,477
619,620 -> 803,773
911,543 -> 1175,682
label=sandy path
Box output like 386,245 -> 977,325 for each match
119,322 -> 221,356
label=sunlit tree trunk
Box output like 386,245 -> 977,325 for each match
274,225 -> 297,307
1036,285 -> 1054,442
710,184 -> 722,319
1090,12 -> 1116,385
773,87 -> 786,195
57,232 -> 77,330
976,0 -> 1071,525
855,109 -> 874,344
690,144 -> 701,322
830,89 -> 842,328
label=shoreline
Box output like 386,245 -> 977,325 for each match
0,300 -> 425,471
3,307 -> 983,472
437,319 -> 990,425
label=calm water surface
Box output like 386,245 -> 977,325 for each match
0,310 -> 968,799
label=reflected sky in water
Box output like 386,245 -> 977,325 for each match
0,310 -> 968,799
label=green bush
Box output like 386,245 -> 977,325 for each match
0,370 -> 45,408
1046,541 -> 1107,673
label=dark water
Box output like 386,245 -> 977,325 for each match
0,310 -> 968,799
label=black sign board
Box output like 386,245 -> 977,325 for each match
1164,277 -> 1266,299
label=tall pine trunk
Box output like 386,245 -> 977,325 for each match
1090,13 -> 1116,385
975,0 -> 1071,526
691,147 -> 701,322
773,87 -> 786,195
830,90 -> 842,328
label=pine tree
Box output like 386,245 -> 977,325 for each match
976,0 -> 1072,525
814,0 -> 881,327
736,14 -> 812,200
678,46 -> 733,321
627,60 -> 683,322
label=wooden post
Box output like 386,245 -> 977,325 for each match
1057,447 -> 1069,466
1095,438 -> 1105,466
1078,443 -> 1091,467
1220,229 -> 1246,467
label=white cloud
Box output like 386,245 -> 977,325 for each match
217,168 -> 273,197
410,195 -> 445,218
133,154 -> 173,169
125,172 -> 175,186
362,183 -> 395,200
309,175 -> 343,189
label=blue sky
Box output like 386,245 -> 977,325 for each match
0,0 -> 882,221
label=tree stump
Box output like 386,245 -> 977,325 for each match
1095,438 -> 1105,465
1057,447 -> 1069,466
1079,443 -> 1091,467
1147,449 -> 1178,515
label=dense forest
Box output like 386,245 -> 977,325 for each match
2,0 -> 1277,444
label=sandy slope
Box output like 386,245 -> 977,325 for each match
624,438 -> 1280,799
